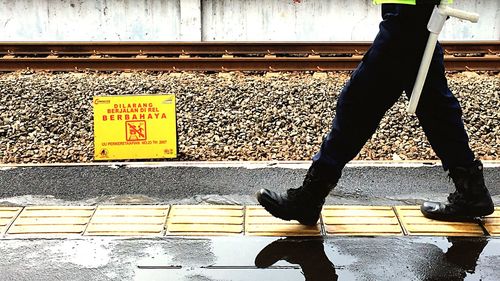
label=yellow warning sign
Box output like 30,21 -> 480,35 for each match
93,95 -> 177,160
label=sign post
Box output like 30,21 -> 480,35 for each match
93,95 -> 177,160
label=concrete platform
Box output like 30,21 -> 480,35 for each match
0,162 -> 498,280
0,161 -> 499,207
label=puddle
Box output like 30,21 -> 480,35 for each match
411,236 -> 499,281
179,194 -> 243,205
135,237 -> 356,281
0,236 -> 497,280
0,195 -> 71,206
134,237 -> 499,281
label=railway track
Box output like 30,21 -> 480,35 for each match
0,41 -> 498,72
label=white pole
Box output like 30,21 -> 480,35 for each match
407,32 -> 439,114
407,3 -> 480,114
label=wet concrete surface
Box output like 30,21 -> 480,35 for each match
0,236 -> 498,281
0,163 -> 499,206
0,163 -> 499,280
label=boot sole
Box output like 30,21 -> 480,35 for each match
421,211 -> 479,222
420,205 -> 494,222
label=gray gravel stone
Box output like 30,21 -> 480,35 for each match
0,71 -> 498,163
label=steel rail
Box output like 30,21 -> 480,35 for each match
1,41 -> 498,55
0,42 -> 370,55
0,41 -> 498,71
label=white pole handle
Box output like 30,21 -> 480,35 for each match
441,7 -> 479,23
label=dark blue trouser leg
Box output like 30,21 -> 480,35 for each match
406,43 -> 475,170
312,4 -> 474,178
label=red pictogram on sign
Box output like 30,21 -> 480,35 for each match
126,120 -> 147,141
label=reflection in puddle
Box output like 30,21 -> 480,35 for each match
422,237 -> 489,281
135,237 -> 497,281
135,237 -> 355,281
255,238 -> 339,281
446,238 -> 488,274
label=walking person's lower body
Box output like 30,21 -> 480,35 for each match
256,4 -> 494,225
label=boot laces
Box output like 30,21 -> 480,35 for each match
286,177 -> 324,204
446,173 -> 467,205
448,163 -> 487,202
447,191 -> 467,205
286,187 -> 303,199
448,173 -> 465,193
286,185 -> 318,203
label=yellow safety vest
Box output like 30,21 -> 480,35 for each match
373,0 -> 453,4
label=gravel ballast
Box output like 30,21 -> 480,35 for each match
0,71 -> 498,163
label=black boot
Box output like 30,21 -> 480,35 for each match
256,163 -> 340,226
421,160 -> 494,221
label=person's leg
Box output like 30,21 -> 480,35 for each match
406,43 -> 475,169
310,52 -> 404,172
256,4 -> 417,225
406,43 -> 494,220
311,3 -> 442,173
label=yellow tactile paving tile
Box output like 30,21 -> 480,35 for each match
245,206 -> 321,236
0,207 -> 23,235
483,207 -> 500,236
84,205 -> 169,236
1,204 -> 494,237
7,206 -> 95,235
166,205 -> 244,236
395,206 -> 485,237
322,206 -> 403,236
